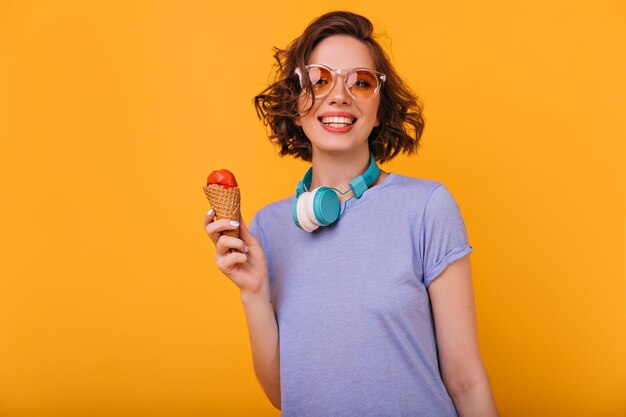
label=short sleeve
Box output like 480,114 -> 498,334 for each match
248,209 -> 272,274
420,184 -> 474,287
247,210 -> 276,307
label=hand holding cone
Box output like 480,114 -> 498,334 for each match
203,169 -> 240,239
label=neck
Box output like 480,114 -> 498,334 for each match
309,148 -> 382,202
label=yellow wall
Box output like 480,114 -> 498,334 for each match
1,1 -> 624,416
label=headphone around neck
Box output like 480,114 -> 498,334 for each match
291,152 -> 381,232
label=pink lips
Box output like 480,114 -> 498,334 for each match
318,111 -> 358,133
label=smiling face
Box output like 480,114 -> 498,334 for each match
296,35 -> 381,157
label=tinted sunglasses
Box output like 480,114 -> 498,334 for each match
295,64 -> 386,101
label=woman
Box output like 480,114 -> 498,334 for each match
204,10 -> 499,417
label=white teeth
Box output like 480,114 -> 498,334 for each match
320,116 -> 355,125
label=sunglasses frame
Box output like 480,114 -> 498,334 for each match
295,64 -> 386,101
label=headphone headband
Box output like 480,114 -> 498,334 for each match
296,152 -> 380,199
292,152 -> 381,231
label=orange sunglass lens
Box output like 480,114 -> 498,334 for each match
307,67 -> 333,95
305,67 -> 379,98
347,71 -> 378,99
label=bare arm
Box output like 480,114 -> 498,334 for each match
241,283 -> 281,410
204,211 -> 281,409
427,255 -> 499,417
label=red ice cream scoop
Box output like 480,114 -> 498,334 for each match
207,169 -> 238,188
203,169 -> 240,242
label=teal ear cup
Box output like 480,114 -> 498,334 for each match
291,187 -> 341,232
311,186 -> 341,226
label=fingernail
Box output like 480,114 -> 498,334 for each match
244,245 -> 249,253
206,209 -> 214,216
230,220 -> 240,227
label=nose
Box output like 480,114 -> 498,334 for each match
328,74 -> 351,105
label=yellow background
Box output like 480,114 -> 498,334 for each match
1,0 -> 625,416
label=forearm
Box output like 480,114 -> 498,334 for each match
240,282 -> 281,409
448,376 -> 499,417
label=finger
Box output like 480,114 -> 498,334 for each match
217,250 -> 248,275
238,216 -> 257,248
216,234 -> 246,256
203,208 -> 215,227
205,218 -> 239,245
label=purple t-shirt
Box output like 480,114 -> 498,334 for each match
249,172 -> 473,417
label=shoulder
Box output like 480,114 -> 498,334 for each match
386,172 -> 442,192
252,194 -> 294,223
249,194 -> 295,239
386,172 -> 449,206
386,174 -> 466,231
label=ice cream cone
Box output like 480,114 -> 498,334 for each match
203,183 -> 241,239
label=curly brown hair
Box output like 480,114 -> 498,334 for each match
254,11 -> 425,164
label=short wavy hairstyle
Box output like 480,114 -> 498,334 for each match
254,11 -> 425,164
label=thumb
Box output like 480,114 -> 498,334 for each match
238,215 -> 258,247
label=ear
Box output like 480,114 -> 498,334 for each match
374,116 -> 381,127
295,116 -> 302,126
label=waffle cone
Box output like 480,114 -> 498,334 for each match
203,183 -> 241,239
